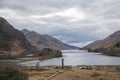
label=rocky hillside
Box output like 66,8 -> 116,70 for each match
0,17 -> 36,59
82,30 -> 120,56
22,29 -> 76,50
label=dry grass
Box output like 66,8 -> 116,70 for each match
1,63 -> 117,80
23,66 -> 120,80
1,63 -> 119,80
25,66 -> 60,80
49,68 -> 120,80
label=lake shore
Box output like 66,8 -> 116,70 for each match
15,55 -> 62,61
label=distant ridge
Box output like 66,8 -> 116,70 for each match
22,29 -> 77,50
82,30 -> 120,56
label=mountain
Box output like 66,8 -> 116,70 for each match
0,17 -> 36,59
21,29 -> 76,50
82,30 -> 120,56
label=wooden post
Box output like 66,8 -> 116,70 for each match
62,58 -> 64,69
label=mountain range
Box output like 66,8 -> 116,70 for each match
82,30 -> 120,56
0,17 -> 76,59
0,17 -> 36,59
21,29 -> 76,50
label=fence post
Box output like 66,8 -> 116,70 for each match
62,58 -> 64,69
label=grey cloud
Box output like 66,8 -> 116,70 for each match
48,24 -> 106,42
0,0 -> 95,14
0,0 -> 120,46
84,0 -> 120,19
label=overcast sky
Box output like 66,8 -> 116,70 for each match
0,0 -> 120,47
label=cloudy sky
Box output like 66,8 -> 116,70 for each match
0,0 -> 120,47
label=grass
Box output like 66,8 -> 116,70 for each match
0,62 -> 120,80
22,66 -> 120,80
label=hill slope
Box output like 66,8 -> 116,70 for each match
82,30 -> 120,56
0,17 -> 36,59
22,29 -> 75,50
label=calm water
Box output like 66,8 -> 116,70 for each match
19,50 -> 120,66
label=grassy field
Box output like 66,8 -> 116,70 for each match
0,62 -> 120,80
24,65 -> 120,80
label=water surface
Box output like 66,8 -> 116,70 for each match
19,50 -> 120,66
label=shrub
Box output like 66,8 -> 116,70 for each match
0,62 -> 28,80
64,66 -> 72,70
55,66 -> 61,69
116,66 -> 120,72
90,72 -> 101,77
36,62 -> 40,70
